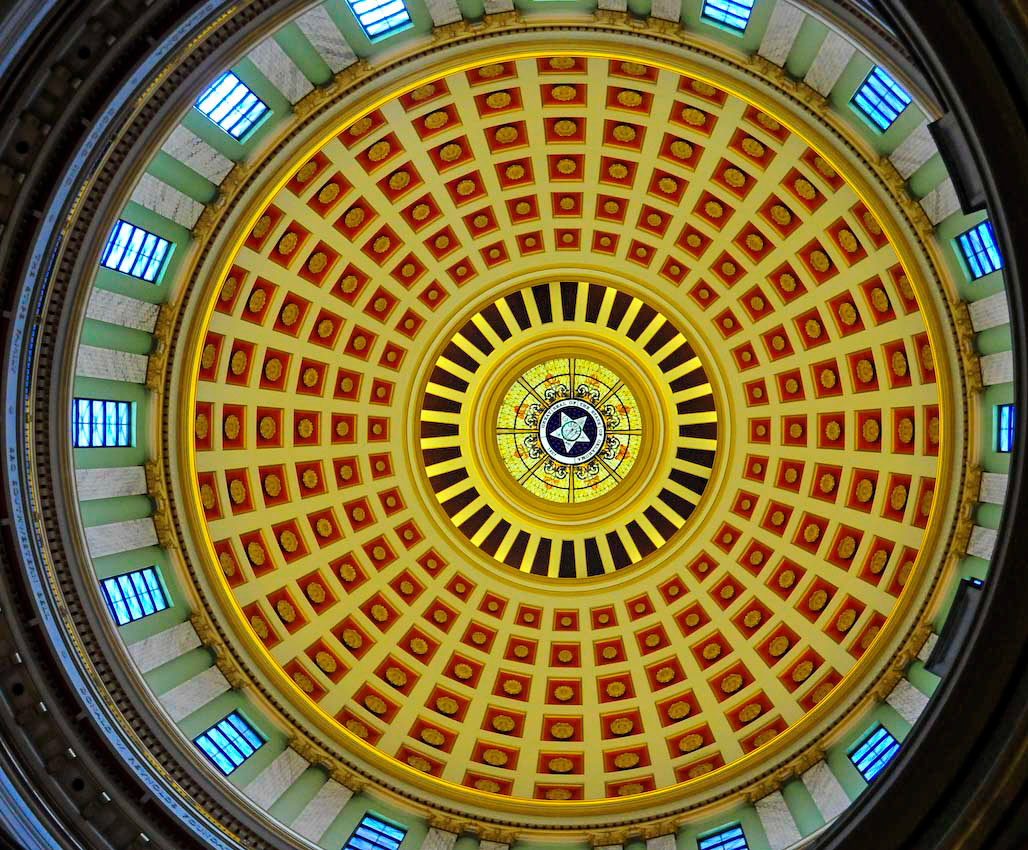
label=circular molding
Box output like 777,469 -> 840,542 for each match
150,31 -> 962,826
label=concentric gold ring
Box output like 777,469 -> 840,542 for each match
420,279 -> 718,577
173,44 -> 958,812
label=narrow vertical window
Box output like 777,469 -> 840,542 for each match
698,824 -> 749,850
72,398 -> 132,447
700,0 -> 755,33
100,221 -> 172,282
998,403 -> 1016,453
851,66 -> 912,131
194,712 -> 265,775
958,220 -> 1003,279
195,71 -> 269,140
100,566 -> 169,625
347,0 -> 412,40
342,815 -> 407,850
849,723 -> 900,782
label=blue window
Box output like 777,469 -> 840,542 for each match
701,0 -> 755,32
72,398 -> 132,448
194,712 -> 265,775
998,403 -> 1016,453
698,824 -> 748,850
100,567 -> 169,625
342,814 -> 407,850
958,220 -> 1003,279
851,66 -> 912,131
100,220 -> 172,282
347,0 -> 412,40
195,71 -> 269,140
849,723 -> 900,782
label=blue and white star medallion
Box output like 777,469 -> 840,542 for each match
538,398 -> 606,464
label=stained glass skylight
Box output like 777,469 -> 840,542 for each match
851,66 -> 912,131
347,0 -> 412,40
700,0 -> 755,33
849,723 -> 901,782
100,567 -> 169,625
72,398 -> 131,448
342,815 -> 407,850
195,71 -> 269,139
698,824 -> 749,850
100,221 -> 171,282
194,712 -> 265,775
998,403 -> 1015,453
958,220 -> 1003,279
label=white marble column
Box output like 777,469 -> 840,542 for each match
646,835 -> 676,850
980,351 -> 1014,385
649,0 -> 681,22
291,779 -> 354,842
920,178 -> 961,225
75,466 -> 147,501
980,473 -> 1009,505
886,679 -> 930,726
76,345 -> 148,384
918,632 -> 939,662
889,122 -> 937,178
129,622 -> 201,674
130,173 -> 203,228
160,666 -> 230,722
295,5 -> 357,74
244,748 -> 309,808
426,0 -> 462,25
804,31 -> 856,96
969,291 -> 1010,331
161,125 -> 234,185
420,828 -> 459,850
86,288 -> 160,332
801,760 -> 850,821
755,790 -> 803,850
248,37 -> 314,104
758,1 -> 805,67
85,518 -> 158,558
967,526 -> 997,560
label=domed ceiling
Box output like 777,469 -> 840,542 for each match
165,44 -> 964,821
